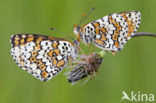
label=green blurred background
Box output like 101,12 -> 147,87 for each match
0,0 -> 156,103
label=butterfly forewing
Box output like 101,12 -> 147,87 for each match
10,34 -> 75,81
80,11 -> 141,52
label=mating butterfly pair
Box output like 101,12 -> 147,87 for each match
10,11 -> 141,81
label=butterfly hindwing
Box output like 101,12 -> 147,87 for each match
10,34 -> 74,81
80,11 -> 141,52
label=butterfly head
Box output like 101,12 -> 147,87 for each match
73,24 -> 81,42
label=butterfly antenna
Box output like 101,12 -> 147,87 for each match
78,7 -> 95,26
50,27 -> 74,40
77,13 -> 85,25
50,27 -> 67,36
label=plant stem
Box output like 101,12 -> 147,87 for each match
133,32 -> 156,37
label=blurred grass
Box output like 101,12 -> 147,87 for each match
0,0 -> 156,103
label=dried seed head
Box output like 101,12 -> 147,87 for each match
67,52 -> 104,83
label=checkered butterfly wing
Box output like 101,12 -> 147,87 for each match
80,11 -> 141,52
10,34 -> 75,81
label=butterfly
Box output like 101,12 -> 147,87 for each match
10,34 -> 79,81
74,11 -> 141,54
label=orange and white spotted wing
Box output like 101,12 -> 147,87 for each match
74,11 -> 141,52
10,34 -> 78,81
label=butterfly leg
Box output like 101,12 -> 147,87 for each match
79,47 -> 86,55
68,56 -> 74,69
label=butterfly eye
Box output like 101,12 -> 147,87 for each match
76,26 -> 80,31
